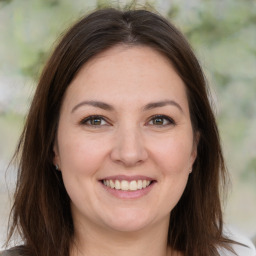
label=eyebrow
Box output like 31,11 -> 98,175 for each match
71,99 -> 183,113
71,100 -> 114,113
143,100 -> 184,113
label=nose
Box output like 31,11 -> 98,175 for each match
110,125 -> 148,167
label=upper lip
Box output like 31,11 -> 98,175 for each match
100,175 -> 155,181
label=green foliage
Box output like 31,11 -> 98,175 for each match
246,157 -> 256,178
167,4 -> 179,19
0,112 -> 24,158
0,0 -> 12,7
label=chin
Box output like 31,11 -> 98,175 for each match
102,209 -> 152,233
106,221 -> 150,233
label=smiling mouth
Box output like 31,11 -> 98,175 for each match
101,179 -> 154,191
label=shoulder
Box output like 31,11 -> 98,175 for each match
219,227 -> 256,256
219,244 -> 256,256
0,246 -> 25,256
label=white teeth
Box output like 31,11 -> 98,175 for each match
120,180 -> 129,190
137,180 -> 143,189
109,180 -> 115,189
129,180 -> 137,191
103,179 -> 152,191
142,180 -> 147,188
115,180 -> 121,189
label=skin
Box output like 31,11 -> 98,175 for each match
54,45 -> 197,256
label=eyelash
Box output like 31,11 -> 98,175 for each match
147,115 -> 176,127
79,115 -> 108,126
79,114 -> 176,127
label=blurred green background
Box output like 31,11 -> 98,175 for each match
0,0 -> 255,246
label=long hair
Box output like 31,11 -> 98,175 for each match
6,7 -> 236,256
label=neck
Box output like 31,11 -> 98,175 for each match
70,217 -> 175,256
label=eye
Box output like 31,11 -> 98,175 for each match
147,115 -> 175,126
80,115 -> 108,126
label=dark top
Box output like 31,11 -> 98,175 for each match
0,246 -> 24,256
1,239 -> 256,256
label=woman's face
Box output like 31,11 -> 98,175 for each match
54,45 -> 197,233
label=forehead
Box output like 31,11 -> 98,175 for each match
77,45 -> 176,81
62,45 -> 189,112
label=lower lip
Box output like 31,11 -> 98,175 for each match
100,182 -> 156,199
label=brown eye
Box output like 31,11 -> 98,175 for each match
80,116 -> 108,126
90,118 -> 102,125
152,117 -> 165,125
148,115 -> 175,126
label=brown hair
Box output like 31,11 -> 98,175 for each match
6,7 -> 237,256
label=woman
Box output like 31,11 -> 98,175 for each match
2,7 -> 255,256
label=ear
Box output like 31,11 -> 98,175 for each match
53,141 -> 61,170
190,131 -> 200,166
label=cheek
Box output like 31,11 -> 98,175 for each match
151,135 -> 194,174
57,133 -> 108,211
58,131 -> 109,175
156,136 -> 193,210
155,139 -> 192,211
